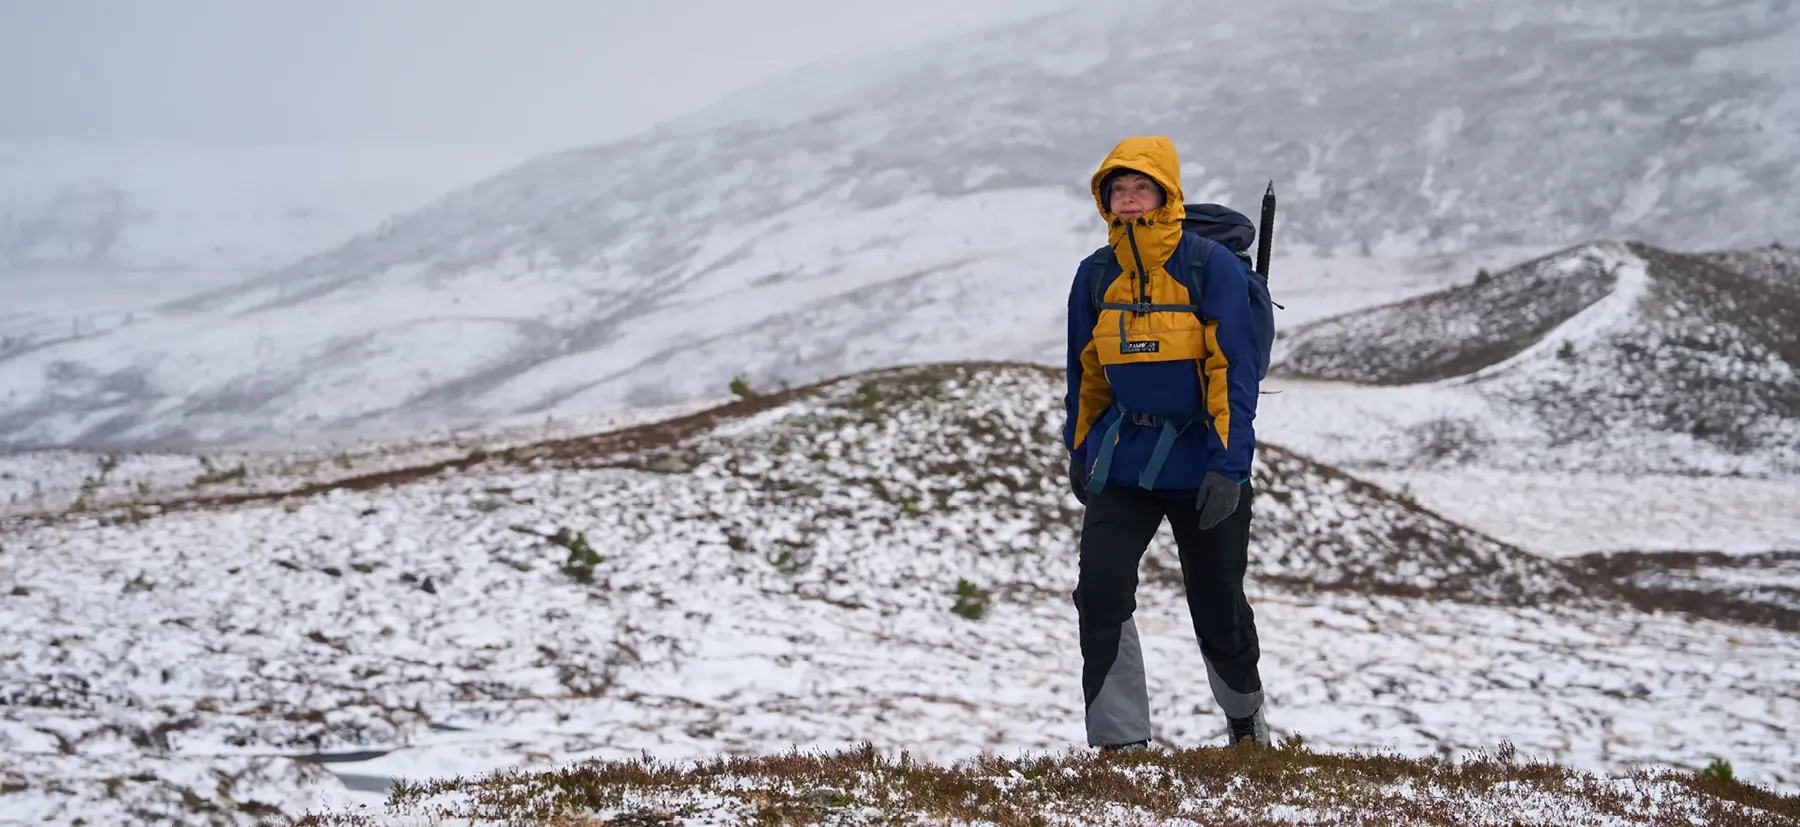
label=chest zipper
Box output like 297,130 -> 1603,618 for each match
1124,220 -> 1151,313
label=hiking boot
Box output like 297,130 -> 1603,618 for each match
1098,739 -> 1150,754
1227,706 -> 1270,747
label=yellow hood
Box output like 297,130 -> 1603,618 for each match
1089,136 -> 1186,269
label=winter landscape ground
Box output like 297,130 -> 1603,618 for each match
6,0 -> 1800,824
4,362 -> 1800,824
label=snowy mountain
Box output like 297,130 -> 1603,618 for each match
3,363 -> 1796,824
1268,242 -> 1800,476
0,144 -> 521,275
0,143 -> 523,418
3,0 -> 1798,451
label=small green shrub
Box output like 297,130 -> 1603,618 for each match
952,578 -> 990,620
552,529 -> 603,584
730,375 -> 757,399
769,549 -> 803,575
193,463 -> 247,487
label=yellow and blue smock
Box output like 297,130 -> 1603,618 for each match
1062,136 -> 1260,494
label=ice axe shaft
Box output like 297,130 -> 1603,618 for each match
1256,181 -> 1276,278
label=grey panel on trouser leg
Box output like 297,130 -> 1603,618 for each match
1086,617 -> 1151,746
1205,657 -> 1264,719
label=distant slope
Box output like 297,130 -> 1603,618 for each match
1501,243 -> 1800,457
4,0 -> 1799,450
1272,242 -> 1800,474
1578,548 -> 1800,633
1701,245 -> 1800,292
1678,245 -> 1800,374
1275,245 -> 1624,384
5,363 -> 1593,604
0,143 -> 520,274
14,364 -> 1797,822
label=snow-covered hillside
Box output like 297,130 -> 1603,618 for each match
1275,246 -> 1627,385
3,364 -> 1796,824
1703,244 -> 1800,294
4,0 -> 1797,451
0,143 -> 524,414
1267,241 -> 1800,476
0,144 -> 521,275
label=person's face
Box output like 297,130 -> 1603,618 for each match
1108,173 -> 1165,222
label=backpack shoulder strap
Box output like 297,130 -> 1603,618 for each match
1177,231 -> 1217,318
1085,245 -> 1115,313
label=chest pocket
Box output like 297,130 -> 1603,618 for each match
1088,242 -> 1209,367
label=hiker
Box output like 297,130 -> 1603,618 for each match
1062,135 -> 1270,751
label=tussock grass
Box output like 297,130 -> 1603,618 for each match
293,740 -> 1800,826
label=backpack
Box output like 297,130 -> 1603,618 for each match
1088,202 -> 1278,380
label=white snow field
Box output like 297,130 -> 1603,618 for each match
2,364 -> 1795,824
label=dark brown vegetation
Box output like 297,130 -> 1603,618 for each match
1574,548 -> 1800,633
291,740 -> 1800,826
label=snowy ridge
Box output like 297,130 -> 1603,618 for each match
4,0 -> 1799,451
1463,245 -> 1648,380
3,363 -> 1796,824
1274,244 -> 1629,384
1269,242 -> 1800,476
1478,242 -> 1800,473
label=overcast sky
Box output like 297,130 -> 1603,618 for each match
0,0 -> 1071,155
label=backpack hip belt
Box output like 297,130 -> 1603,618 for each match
1085,402 -> 1204,495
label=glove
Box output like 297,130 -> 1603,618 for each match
1068,455 -> 1090,505
1194,472 -> 1241,531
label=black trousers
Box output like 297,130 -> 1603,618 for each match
1072,481 -> 1262,746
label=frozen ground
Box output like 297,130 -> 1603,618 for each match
1350,467 -> 1800,558
324,746 -> 1795,826
1259,375 -> 1800,559
2,364 -> 1794,825
0,396 -> 723,519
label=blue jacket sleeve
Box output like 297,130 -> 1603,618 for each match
1197,243 -> 1259,480
1063,262 -> 1095,455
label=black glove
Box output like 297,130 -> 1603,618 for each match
1194,472 -> 1241,530
1069,455 -> 1090,505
